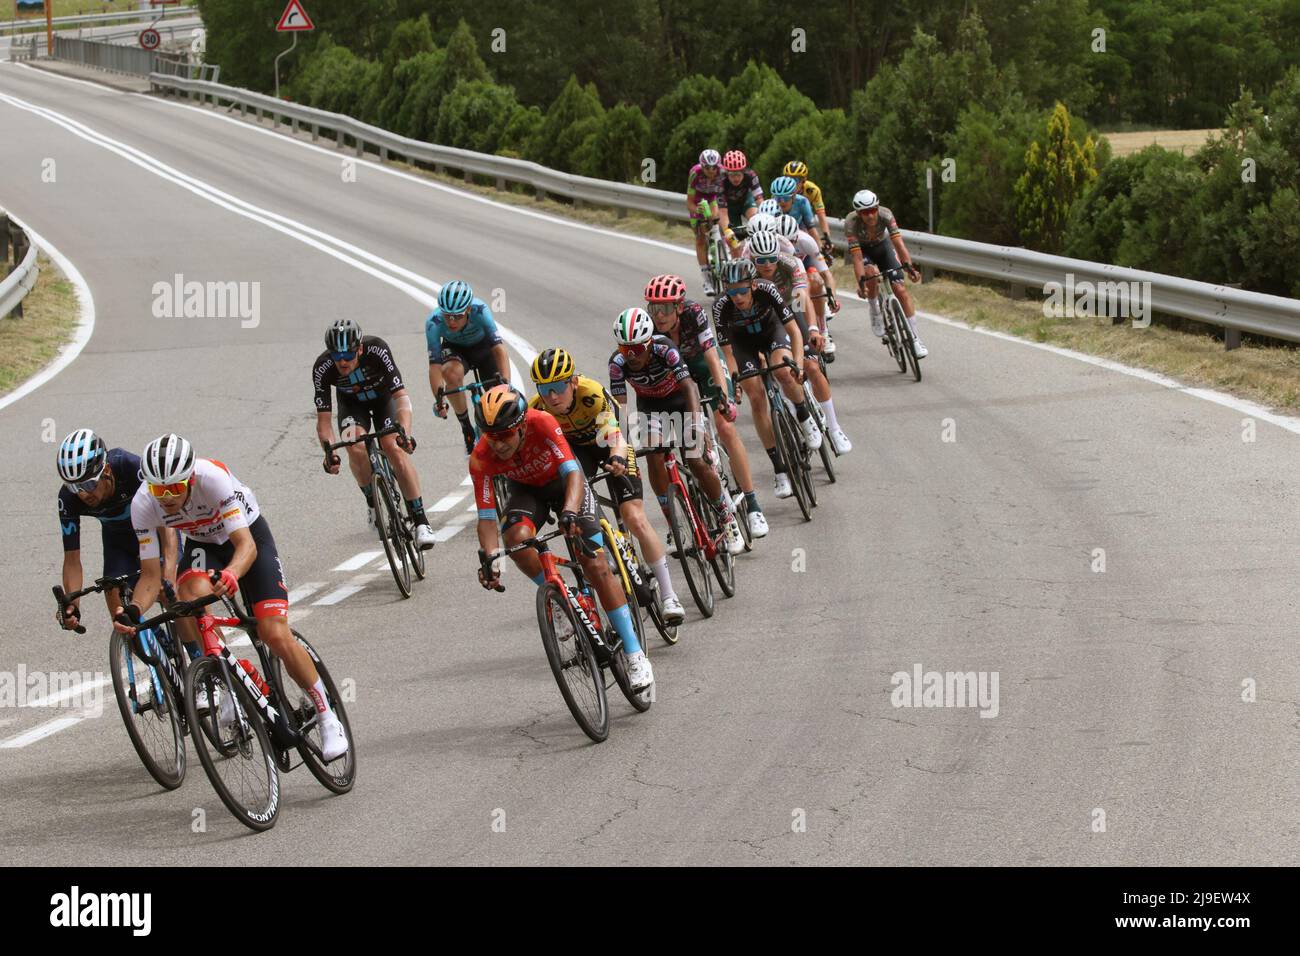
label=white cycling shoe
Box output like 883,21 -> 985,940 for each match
414,522 -> 437,550
662,594 -> 686,626
366,506 -> 377,531
319,710 -> 350,762
799,415 -> 823,450
747,509 -> 769,538
830,428 -> 853,455
912,336 -> 929,358
774,472 -> 793,499
822,333 -> 837,355
626,652 -> 654,692
722,514 -> 744,555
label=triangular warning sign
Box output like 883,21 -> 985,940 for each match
276,0 -> 314,32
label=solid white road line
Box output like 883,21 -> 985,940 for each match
20,675 -> 110,709
333,551 -> 383,572
0,714 -> 90,749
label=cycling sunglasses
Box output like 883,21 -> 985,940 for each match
724,285 -> 752,297
536,379 -> 570,397
443,309 -> 471,322
64,473 -> 104,495
647,302 -> 677,316
330,350 -> 358,362
619,342 -> 650,356
148,479 -> 190,499
754,255 -> 779,265
484,425 -> 523,445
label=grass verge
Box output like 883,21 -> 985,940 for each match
0,252 -> 80,397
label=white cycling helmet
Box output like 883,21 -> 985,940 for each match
57,428 -> 108,485
775,214 -> 800,240
748,213 -> 777,234
852,189 -> 880,211
613,308 -> 655,346
758,198 -> 780,216
698,148 -> 721,168
749,231 -> 780,258
141,433 -> 195,485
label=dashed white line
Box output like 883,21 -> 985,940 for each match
21,676 -> 110,709
0,714 -> 91,749
430,490 -> 470,512
287,582 -> 326,603
333,552 -> 383,572
313,574 -> 378,606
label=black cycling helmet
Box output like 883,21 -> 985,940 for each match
721,258 -> 756,284
326,319 -> 363,354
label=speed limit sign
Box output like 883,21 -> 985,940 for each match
139,28 -> 161,50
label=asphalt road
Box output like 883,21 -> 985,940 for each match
1,62 -> 1297,865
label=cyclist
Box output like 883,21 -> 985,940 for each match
643,274 -> 769,540
845,189 -> 928,358
609,308 -> 744,555
314,319 -> 436,550
686,148 -> 729,295
426,280 -> 511,453
117,434 -> 349,760
782,160 -> 835,260
772,212 -> 839,356
720,150 -> 764,234
771,175 -> 840,330
471,385 -> 654,691
54,429 -> 179,633
529,347 -> 687,626
710,258 -> 822,499
743,232 -> 852,454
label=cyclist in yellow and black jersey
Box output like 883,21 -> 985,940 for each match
529,349 -> 686,626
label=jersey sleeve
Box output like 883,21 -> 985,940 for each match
469,453 -> 497,520
594,388 -> 623,448
57,491 -> 81,552
425,313 -> 444,364
661,341 -> 692,384
474,303 -> 503,346
805,182 -> 825,212
131,490 -> 161,561
206,464 -> 251,536
369,337 -> 404,393
608,354 -> 627,401
312,353 -> 336,412
749,171 -> 764,202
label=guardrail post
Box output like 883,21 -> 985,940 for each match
616,206 -> 626,220
495,176 -> 505,191
355,137 -> 363,158
1225,328 -> 1242,350
535,187 -> 546,202
463,169 -> 472,184
0,212 -> 10,264
379,145 -> 388,162
311,123 -> 319,143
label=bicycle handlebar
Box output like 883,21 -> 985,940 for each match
733,357 -> 799,383
326,422 -> 407,453
437,373 -> 504,403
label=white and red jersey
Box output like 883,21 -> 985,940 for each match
131,458 -> 261,559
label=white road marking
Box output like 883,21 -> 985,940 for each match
21,675 -> 110,709
287,582 -> 325,603
430,490 -> 469,512
333,551 -> 383,572
0,714 -> 91,749
312,573 -> 378,606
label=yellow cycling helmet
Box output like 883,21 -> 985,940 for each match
531,347 -> 576,385
783,159 -> 809,179
476,384 -> 528,434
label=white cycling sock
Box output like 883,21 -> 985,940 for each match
309,678 -> 333,715
869,300 -> 882,321
821,400 -> 841,433
650,556 -> 675,600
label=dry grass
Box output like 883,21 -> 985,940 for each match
1104,129 -> 1219,157
0,253 -> 80,396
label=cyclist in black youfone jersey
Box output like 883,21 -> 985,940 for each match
711,258 -> 823,501
312,319 -> 436,550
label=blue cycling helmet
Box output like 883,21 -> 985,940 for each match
57,428 -> 107,485
438,280 -> 474,314
771,176 -> 798,199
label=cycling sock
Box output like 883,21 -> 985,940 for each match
608,603 -> 641,656
406,496 -> 426,523
744,490 -> 761,512
529,571 -> 545,586
361,484 -> 375,507
714,494 -> 732,516
455,410 -> 471,428
794,401 -> 812,422
308,678 -> 332,715
820,400 -> 841,433
649,556 -> 675,600
765,446 -> 785,473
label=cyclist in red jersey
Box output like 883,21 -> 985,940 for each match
470,385 -> 653,691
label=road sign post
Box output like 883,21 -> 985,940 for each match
274,0 -> 314,100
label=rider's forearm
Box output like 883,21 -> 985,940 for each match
492,345 -> 510,381
131,561 -> 162,614
427,363 -> 444,397
392,388 -> 412,433
786,321 -> 805,365
224,528 -> 257,581
159,530 -> 178,584
563,469 -> 585,515
61,550 -> 83,600
705,349 -> 729,394
892,235 -> 911,265
316,411 -> 334,447
476,519 -> 500,556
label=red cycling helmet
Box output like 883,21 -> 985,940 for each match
722,150 -> 747,172
644,274 -> 687,304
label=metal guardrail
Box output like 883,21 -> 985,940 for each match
53,34 -> 158,75
3,5 -> 195,30
0,212 -> 40,321
146,74 -> 1300,346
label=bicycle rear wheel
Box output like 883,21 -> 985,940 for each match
536,583 -> 608,742
666,482 -> 714,617
185,656 -> 280,832
109,630 -> 185,790
805,382 -> 837,484
373,471 -> 412,598
691,473 -> 736,599
883,297 -> 908,372
892,298 -> 922,381
268,631 -> 356,794
774,405 -> 813,522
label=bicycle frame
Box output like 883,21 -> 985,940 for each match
500,530 -> 613,657
641,445 -> 719,561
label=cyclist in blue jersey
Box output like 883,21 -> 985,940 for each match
426,280 -> 511,454
54,429 -> 179,631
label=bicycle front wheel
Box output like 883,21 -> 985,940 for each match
185,656 -> 280,832
536,583 -> 608,742
109,630 -> 185,791
892,298 -> 922,381
667,483 -> 714,617
693,474 -> 736,599
774,406 -> 813,522
883,298 -> 908,372
373,471 -> 412,598
269,631 -> 356,795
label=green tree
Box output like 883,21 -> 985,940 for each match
662,110 -> 729,191
583,104 -> 651,182
501,104 -> 545,157
725,68 -> 817,175
528,75 -> 606,173
938,96 -> 1038,244
647,75 -> 727,165
434,81 -> 521,153
1015,102 -> 1101,252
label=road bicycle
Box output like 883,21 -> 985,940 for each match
638,434 -> 736,618
53,574 -> 189,790
590,470 -> 678,646
798,348 -> 840,484
324,422 -> 425,598
870,264 -> 922,382
479,527 -> 651,743
438,371 -> 509,522
122,577 -> 355,831
696,199 -> 730,297
735,358 -> 816,521
699,392 -> 754,553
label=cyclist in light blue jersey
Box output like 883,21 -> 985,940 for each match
426,280 -> 511,454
